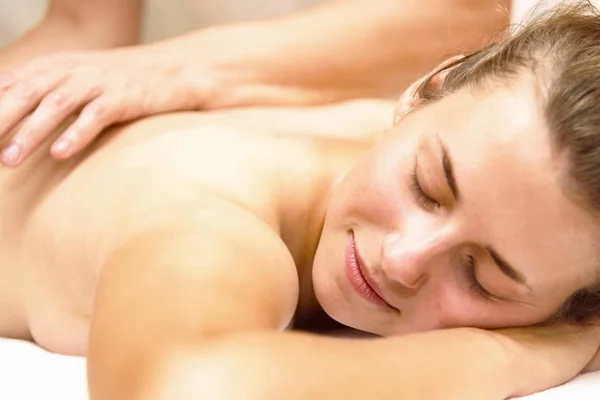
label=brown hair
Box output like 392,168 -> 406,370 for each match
416,1 -> 600,325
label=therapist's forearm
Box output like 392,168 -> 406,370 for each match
147,328 -> 523,400
0,1 -> 141,73
156,0 -> 510,107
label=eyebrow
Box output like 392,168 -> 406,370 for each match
487,246 -> 531,290
434,135 -> 532,292
435,135 -> 459,200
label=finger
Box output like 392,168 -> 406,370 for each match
51,97 -> 120,159
0,119 -> 27,167
0,74 -> 14,97
1,88 -> 94,166
0,74 -> 13,89
0,81 -> 54,140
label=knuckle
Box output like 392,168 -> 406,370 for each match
13,126 -> 40,147
0,73 -> 13,88
11,83 -> 37,101
87,85 -> 103,99
43,91 -> 69,109
26,59 -> 52,76
85,101 -> 112,122
67,124 -> 92,143
15,130 -> 35,146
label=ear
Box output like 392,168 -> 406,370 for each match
393,55 -> 465,125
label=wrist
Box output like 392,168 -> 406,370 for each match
161,24 -> 337,109
492,325 -> 600,397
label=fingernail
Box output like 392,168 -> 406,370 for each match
1,143 -> 21,166
52,139 -> 72,158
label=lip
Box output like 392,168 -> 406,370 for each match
345,231 -> 396,310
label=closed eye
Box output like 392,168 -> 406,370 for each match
410,158 -> 440,209
462,255 -> 493,300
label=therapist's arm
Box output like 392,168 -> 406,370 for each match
0,0 -> 141,72
0,0 -> 509,166
190,0 -> 511,105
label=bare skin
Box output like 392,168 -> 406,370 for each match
0,99 -> 393,353
1,85 -> 599,400
0,0 -> 509,166
0,0 -> 142,72
0,97 -> 598,400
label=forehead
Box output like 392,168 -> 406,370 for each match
417,83 -> 599,296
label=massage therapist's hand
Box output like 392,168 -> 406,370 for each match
0,45 -> 214,167
0,0 -> 510,168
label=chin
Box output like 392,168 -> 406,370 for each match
312,228 -> 394,335
312,259 -> 358,327
311,262 -> 390,336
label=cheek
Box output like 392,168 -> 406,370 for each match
406,283 -> 480,330
418,282 -> 546,329
433,296 -> 490,328
338,150 -> 412,227
404,276 -> 503,331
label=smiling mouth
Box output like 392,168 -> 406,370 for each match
345,231 -> 396,310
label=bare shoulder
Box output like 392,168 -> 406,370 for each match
88,198 -> 301,396
25,99 -> 392,255
0,100 -> 386,351
94,198 -> 301,335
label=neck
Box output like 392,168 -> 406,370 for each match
277,136 -> 371,320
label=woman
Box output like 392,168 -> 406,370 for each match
1,3 -> 600,399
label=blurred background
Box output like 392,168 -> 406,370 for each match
1,0 -> 597,48
0,0 -> 326,46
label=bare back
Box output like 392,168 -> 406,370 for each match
0,100 -> 393,355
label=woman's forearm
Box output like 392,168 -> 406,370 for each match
158,0 -> 511,107
147,329 -> 520,400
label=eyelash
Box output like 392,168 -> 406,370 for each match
410,161 -> 440,209
410,160 -> 491,300
463,255 -> 492,300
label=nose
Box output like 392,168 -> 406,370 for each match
381,227 -> 454,290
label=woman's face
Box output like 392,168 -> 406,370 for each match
312,77 -> 600,336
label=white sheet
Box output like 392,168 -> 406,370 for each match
514,372 -> 600,399
0,339 -> 87,400
1,338 -> 599,399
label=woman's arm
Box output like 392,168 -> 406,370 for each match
86,198 -> 599,400
149,328 -> 516,400
87,202 -> 301,400
103,321 -> 600,400
0,0 -> 510,166
146,326 -> 600,400
0,0 -> 141,73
